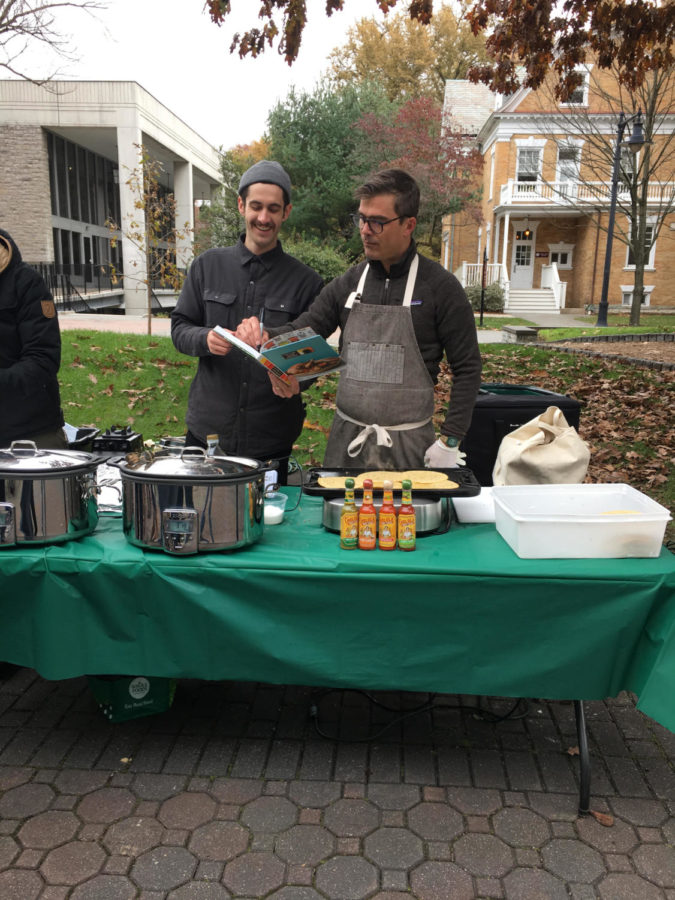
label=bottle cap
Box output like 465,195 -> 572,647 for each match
383,479 -> 393,490
402,479 -> 412,489
345,478 -> 355,488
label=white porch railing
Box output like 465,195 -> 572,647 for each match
540,262 -> 566,310
460,262 -> 504,287
500,179 -> 675,206
458,262 -> 510,308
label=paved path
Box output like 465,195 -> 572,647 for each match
1,664 -> 673,899
58,311 -> 591,344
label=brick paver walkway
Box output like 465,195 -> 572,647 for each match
0,670 -> 673,898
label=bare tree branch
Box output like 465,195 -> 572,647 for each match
0,0 -> 103,81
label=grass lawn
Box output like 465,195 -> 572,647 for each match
59,328 -> 674,543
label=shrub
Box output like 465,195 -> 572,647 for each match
464,283 -> 505,313
283,239 -> 351,285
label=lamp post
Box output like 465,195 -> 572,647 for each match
596,111 -> 646,327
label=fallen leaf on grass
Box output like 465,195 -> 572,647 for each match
590,810 -> 614,827
88,373 -> 98,384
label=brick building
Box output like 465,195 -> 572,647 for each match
442,67 -> 675,315
0,81 -> 222,314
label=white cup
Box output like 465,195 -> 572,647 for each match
264,492 -> 288,525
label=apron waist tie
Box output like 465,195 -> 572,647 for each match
336,408 -> 432,458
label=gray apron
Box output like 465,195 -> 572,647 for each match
324,255 -> 435,468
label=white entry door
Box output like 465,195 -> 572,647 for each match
511,232 -> 534,289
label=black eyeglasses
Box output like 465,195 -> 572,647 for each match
351,213 -> 403,234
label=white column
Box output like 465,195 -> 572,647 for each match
501,212 -> 510,270
173,159 -> 193,269
116,125 -> 148,316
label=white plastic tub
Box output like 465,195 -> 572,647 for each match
493,484 -> 671,559
452,487 -> 495,523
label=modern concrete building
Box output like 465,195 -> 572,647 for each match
0,80 -> 222,314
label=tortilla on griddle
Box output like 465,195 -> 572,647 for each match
317,469 -> 459,490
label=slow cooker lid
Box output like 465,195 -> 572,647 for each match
0,441 -> 98,474
119,447 -> 262,479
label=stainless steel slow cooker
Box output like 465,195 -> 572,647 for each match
112,447 -> 269,554
0,441 -> 99,547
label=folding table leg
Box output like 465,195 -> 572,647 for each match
574,700 -> 591,815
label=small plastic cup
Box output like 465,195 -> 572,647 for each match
264,491 -> 288,525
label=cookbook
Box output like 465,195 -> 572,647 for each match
213,325 -> 344,383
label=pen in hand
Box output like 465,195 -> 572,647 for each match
257,307 -> 265,350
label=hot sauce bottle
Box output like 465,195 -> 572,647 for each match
358,478 -> 377,550
378,479 -> 397,551
340,478 -> 358,550
397,479 -> 416,551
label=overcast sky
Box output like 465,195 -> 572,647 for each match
21,0 -> 386,150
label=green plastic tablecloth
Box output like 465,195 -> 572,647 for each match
1,494 -> 673,732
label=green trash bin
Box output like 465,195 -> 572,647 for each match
87,675 -> 176,723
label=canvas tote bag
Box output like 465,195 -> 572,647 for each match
492,405 -> 590,485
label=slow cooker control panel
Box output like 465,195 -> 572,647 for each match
161,508 -> 199,554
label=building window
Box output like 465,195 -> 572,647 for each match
47,130 -> 120,228
621,285 -> 653,307
548,242 -> 574,269
561,69 -> 589,106
517,148 -> 541,184
557,145 -> 581,197
619,145 -> 638,193
626,222 -> 656,269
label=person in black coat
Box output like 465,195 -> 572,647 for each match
0,229 -> 66,449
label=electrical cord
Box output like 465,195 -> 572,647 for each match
309,689 -> 529,743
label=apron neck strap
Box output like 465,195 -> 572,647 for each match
345,254 -> 419,310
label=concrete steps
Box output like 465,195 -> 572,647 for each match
506,288 -> 557,314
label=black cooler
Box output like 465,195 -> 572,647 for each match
462,383 -> 582,486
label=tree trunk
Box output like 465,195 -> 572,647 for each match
146,233 -> 153,336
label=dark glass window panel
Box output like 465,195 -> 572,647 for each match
67,142 -> 79,220
60,230 -> 71,265
78,147 -> 90,223
52,228 -> 60,264
47,132 -> 58,216
55,137 -> 68,217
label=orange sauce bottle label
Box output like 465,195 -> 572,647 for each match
358,512 -> 377,550
378,512 -> 397,550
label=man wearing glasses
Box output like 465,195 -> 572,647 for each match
241,168 -> 481,470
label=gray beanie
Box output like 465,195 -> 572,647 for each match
238,161 -> 291,201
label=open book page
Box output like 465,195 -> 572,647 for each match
213,326 -> 344,382
260,327 -> 344,380
212,326 -> 292,383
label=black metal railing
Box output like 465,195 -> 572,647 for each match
28,262 -> 183,313
29,262 -> 120,296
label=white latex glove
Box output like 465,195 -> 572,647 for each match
424,439 -> 467,469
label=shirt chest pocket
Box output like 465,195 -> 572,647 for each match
262,294 -> 303,329
204,290 -> 237,328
